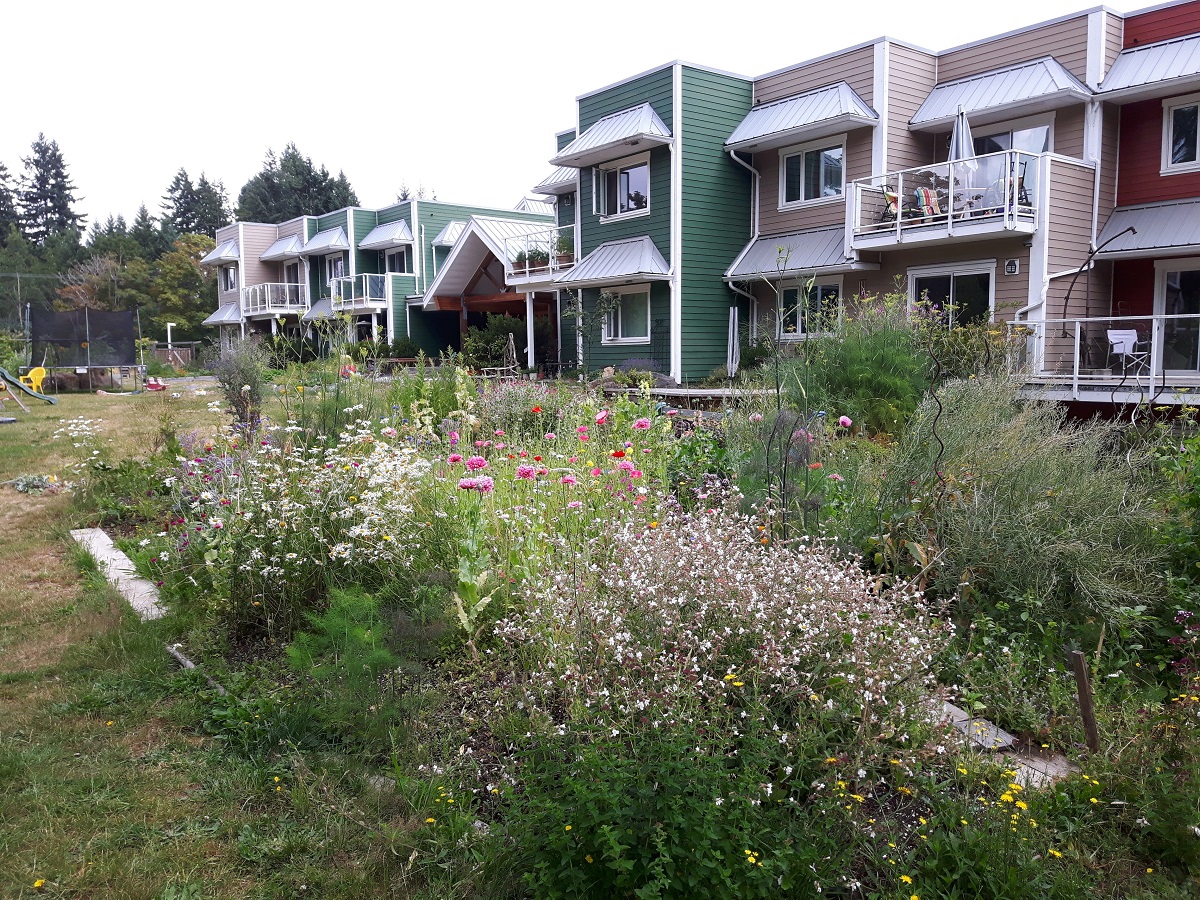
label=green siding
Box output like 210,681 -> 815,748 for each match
351,208 -> 379,276
375,202 -> 412,226
557,192 -> 576,230
679,66 -> 753,381
315,209 -> 349,233
406,307 -> 459,354
578,281 -> 671,374
555,130 -> 577,152
578,66 -> 673,132
579,145 -> 671,258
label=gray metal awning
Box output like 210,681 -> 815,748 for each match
260,234 -> 305,262
911,56 -> 1091,131
550,103 -> 672,168
359,220 -> 414,251
202,302 -> 242,326
1095,198 -> 1200,259
301,227 -> 350,256
431,221 -> 466,247
554,237 -> 670,288
533,166 -> 577,195
726,82 -> 877,152
301,297 -> 335,322
1099,33 -> 1200,100
200,239 -> 239,266
725,226 -> 874,280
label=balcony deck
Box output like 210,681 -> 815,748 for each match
242,283 -> 308,317
504,225 -> 575,288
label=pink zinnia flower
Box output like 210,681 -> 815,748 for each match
560,474 -> 577,485
448,453 -> 463,464
495,429 -> 505,436
567,500 -> 582,509
617,460 -> 634,472
516,464 -> 536,479
838,415 -> 853,428
828,472 -> 845,482
544,432 -> 556,440
474,440 -> 486,448
595,410 -> 608,425
633,418 -> 651,430
458,477 -> 478,491
475,476 -> 494,494
579,434 -> 589,441
576,425 -> 588,434
465,455 -> 488,471
631,470 -> 643,478
591,467 -> 603,477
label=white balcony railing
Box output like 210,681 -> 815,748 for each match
330,273 -> 392,311
852,150 -> 1040,245
503,224 -> 576,282
241,282 -> 308,315
1006,313 -> 1200,391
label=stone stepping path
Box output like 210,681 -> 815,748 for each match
935,699 -> 1075,787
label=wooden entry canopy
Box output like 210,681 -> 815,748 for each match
433,293 -> 556,314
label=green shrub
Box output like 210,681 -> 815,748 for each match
208,341 -> 268,428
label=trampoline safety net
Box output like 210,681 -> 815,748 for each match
30,306 -> 137,367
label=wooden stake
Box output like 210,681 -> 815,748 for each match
1070,650 -> 1101,754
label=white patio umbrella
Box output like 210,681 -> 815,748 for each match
726,305 -> 740,378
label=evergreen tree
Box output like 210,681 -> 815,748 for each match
0,163 -> 19,248
194,174 -> 231,235
87,214 -> 144,263
130,204 -> 171,259
236,144 -> 359,223
161,168 -> 198,235
18,134 -> 85,245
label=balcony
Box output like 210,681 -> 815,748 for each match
241,282 -> 308,316
503,224 -> 576,285
851,150 -> 1041,249
330,274 -> 393,312
1006,313 -> 1200,403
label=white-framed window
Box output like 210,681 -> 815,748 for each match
779,136 -> 845,208
1153,256 -> 1200,373
1162,92 -> 1200,175
221,265 -> 238,293
384,247 -> 412,274
907,261 -> 996,327
594,152 -> 650,220
778,278 -> 842,340
971,113 -> 1053,200
324,253 -> 345,284
601,285 -> 652,344
283,262 -> 300,285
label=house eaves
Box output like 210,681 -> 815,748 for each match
550,103 -> 672,169
726,82 -> 878,153
1098,33 -> 1200,100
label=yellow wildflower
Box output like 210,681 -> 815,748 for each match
900,874 -> 913,884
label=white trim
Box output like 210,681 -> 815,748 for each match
974,112 -> 1057,153
670,63 -> 683,382
872,40 -> 890,177
411,201 -> 421,288
601,283 -> 653,345
1030,155 -> 1053,318
1161,92 -> 1200,176
1086,10 -> 1106,90
778,134 -> 848,210
906,259 -> 998,323
237,222 -> 245,292
348,209 -> 356,277
1153,256 -> 1200,374
777,275 -> 844,341
592,151 -> 651,221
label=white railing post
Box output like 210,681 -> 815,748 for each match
895,172 -> 903,242
1072,319 -> 1081,400
946,161 -> 955,237
1151,315 -> 1162,378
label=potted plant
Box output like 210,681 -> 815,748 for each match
527,248 -> 550,272
555,233 -> 574,266
512,250 -> 527,273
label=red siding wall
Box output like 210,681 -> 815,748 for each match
1112,258 -> 1155,317
1123,0 -> 1200,47
1117,97 -> 1200,204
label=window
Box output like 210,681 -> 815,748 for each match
779,280 -> 841,340
283,262 -> 300,284
972,118 -> 1051,202
908,262 -> 995,327
780,137 -> 845,207
594,153 -> 650,219
324,253 -> 344,284
602,287 -> 651,344
1155,258 -> 1200,373
1163,93 -> 1200,174
221,265 -> 238,293
384,247 -> 412,274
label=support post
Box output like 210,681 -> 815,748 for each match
525,292 -> 535,370
1070,650 -> 1101,754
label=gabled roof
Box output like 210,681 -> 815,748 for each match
359,220 -> 414,251
725,226 -> 873,280
1095,198 -> 1200,258
301,297 -> 335,322
911,56 -> 1091,131
550,103 -> 672,168
200,239 -> 239,267
554,237 -> 670,288
533,166 -> 577,196
260,234 -> 305,262
514,197 -> 555,216
726,82 -> 878,152
1099,33 -> 1200,100
202,302 -> 242,326
423,216 -> 560,302
431,221 -> 466,247
301,227 -> 350,256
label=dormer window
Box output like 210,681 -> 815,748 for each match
221,265 -> 238,293
1164,93 -> 1200,174
594,153 -> 650,220
779,136 -> 845,209
384,247 -> 412,274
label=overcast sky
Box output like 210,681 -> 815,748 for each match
6,0 -> 1124,230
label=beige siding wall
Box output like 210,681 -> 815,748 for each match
241,223 -> 279,289
755,131 -> 871,234
755,45 -> 876,106
937,15 -> 1090,83
215,224 -> 240,303
1054,104 -> 1085,159
277,217 -> 306,240
1104,13 -> 1124,73
887,44 -> 939,172
1097,103 -> 1120,233
1046,158 -> 1099,318
856,238 -> 1033,319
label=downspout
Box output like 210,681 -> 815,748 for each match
727,149 -> 761,334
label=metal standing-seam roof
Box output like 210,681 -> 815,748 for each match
423,216 -> 564,302
1099,33 -> 1200,99
1094,198 -> 1200,258
200,239 -> 239,266
550,103 -> 672,168
301,297 -> 335,322
301,227 -> 350,255
726,82 -> 878,152
359,220 -> 414,250
514,197 -> 555,216
260,234 -> 305,262
533,166 -> 578,195
911,57 -> 1091,131
202,303 -> 243,326
431,221 -> 466,247
725,226 -> 868,280
554,237 -> 670,287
